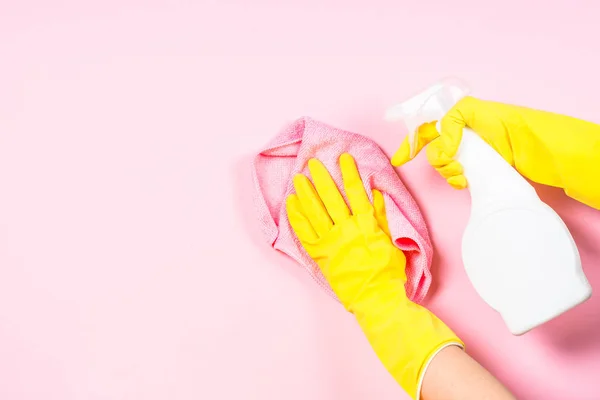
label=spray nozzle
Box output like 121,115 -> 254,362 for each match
385,77 -> 470,158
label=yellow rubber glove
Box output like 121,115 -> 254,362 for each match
391,96 -> 600,210
286,153 -> 463,399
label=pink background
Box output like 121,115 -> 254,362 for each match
1,1 -> 600,399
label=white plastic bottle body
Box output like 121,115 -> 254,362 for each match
456,128 -> 538,208
456,128 -> 592,335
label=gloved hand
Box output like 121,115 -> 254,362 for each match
286,153 -> 463,399
391,96 -> 600,210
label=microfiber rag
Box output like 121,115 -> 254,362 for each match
252,117 -> 433,304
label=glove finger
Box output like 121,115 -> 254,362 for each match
339,153 -> 373,215
438,101 -> 468,159
390,136 -> 412,166
292,174 -> 333,237
308,158 -> 351,224
286,194 -> 319,243
435,160 -> 464,180
373,190 -> 391,238
447,175 -> 468,189
427,136 -> 468,189
425,136 -> 455,169
391,122 -> 440,167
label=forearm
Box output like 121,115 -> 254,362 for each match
510,107 -> 600,210
350,289 -> 462,399
421,346 -> 516,400
352,289 -> 513,400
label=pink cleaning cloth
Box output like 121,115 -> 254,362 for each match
252,117 -> 433,304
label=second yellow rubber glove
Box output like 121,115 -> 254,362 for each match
286,153 -> 463,399
392,96 -> 600,210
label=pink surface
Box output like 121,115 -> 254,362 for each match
1,1 -> 600,399
253,117 -> 433,304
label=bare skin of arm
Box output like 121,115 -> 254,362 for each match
421,346 -> 517,400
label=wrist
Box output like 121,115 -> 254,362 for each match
351,296 -> 463,399
416,342 -> 465,400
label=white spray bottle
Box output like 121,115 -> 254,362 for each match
386,78 -> 592,335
